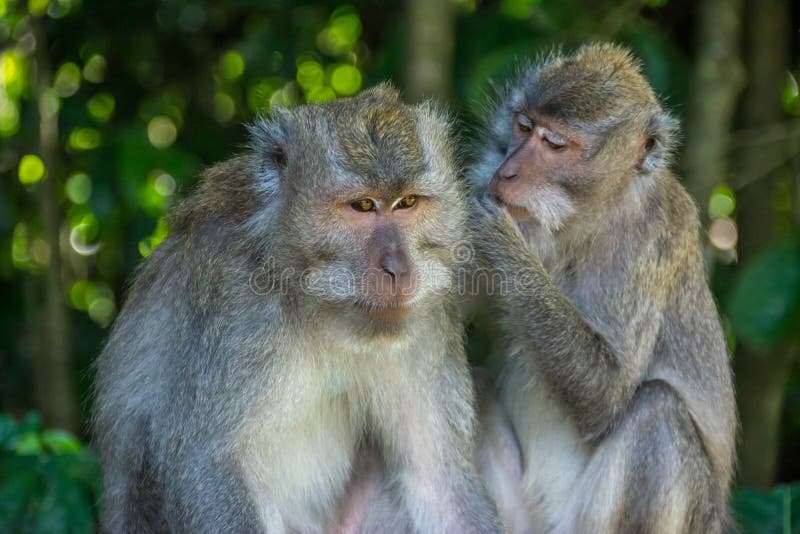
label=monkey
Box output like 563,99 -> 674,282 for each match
326,368 -> 534,534
466,43 -> 738,533
92,84 -> 502,534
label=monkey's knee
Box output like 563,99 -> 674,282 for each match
582,381 -> 721,534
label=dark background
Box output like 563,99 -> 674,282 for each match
1,0 -> 799,531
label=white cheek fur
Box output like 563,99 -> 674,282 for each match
522,185 -> 576,234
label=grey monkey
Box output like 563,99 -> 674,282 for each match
93,85 -> 501,534
470,43 -> 737,533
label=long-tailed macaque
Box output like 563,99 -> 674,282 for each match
470,43 -> 737,533
93,85 -> 501,534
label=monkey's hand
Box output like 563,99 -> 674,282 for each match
469,193 -> 541,273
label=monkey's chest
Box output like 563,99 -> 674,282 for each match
238,373 -> 362,532
500,355 -> 589,531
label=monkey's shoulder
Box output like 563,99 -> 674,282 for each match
170,155 -> 260,233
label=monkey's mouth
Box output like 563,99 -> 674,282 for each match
494,195 -> 534,222
353,300 -> 414,325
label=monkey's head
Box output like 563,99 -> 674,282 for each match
247,85 -> 465,331
477,43 -> 678,235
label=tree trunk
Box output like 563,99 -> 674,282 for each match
404,0 -> 454,102
732,0 -> 792,489
30,23 -> 78,434
682,0 -> 744,213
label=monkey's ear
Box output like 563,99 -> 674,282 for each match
639,111 -> 679,174
248,115 -> 289,179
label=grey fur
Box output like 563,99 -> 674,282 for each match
470,43 -> 737,533
93,85 -> 500,534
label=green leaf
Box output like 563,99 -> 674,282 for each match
39,456 -> 98,534
0,456 -> 42,531
41,430 -> 83,454
727,241 -> 800,351
12,431 -> 43,455
732,484 -> 800,534
0,414 -> 17,450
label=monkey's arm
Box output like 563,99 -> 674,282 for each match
471,197 -> 660,440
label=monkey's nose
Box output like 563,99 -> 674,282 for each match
380,252 -> 409,280
493,166 -> 517,182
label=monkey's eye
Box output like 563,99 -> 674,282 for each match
395,195 -> 417,210
544,137 -> 566,151
351,198 -> 375,212
516,115 -> 533,133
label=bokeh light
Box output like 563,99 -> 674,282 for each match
709,185 -> 736,219
147,115 -> 177,149
11,223 -> 31,270
330,64 -> 362,96
138,216 -> 169,257
218,50 -> 245,81
296,60 -> 325,91
87,92 -> 115,122
154,171 -> 176,197
28,0 -> 49,17
213,91 -> 236,123
306,86 -> 336,103
18,154 -> 45,184
54,62 -> 81,97
69,213 -> 101,256
709,217 -> 738,251
82,54 -> 107,83
316,7 -> 362,57
65,172 -> 92,204
247,79 -> 277,112
0,49 -> 26,97
68,127 -> 102,151
70,281 -> 116,327
0,93 -> 20,136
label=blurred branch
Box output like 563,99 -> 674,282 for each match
682,0 -> 744,213
734,0 -> 793,490
679,119 -> 800,189
404,0 -> 454,101
30,21 -> 78,434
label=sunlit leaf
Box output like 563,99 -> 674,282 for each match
40,430 -> 81,454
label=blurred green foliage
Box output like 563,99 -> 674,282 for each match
728,240 -> 800,352
0,414 -> 101,533
733,485 -> 800,534
1,0 -> 800,531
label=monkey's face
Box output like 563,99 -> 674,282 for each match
483,44 -> 667,237
488,112 -> 584,234
293,172 -> 461,332
316,190 -> 444,326
250,86 -> 465,331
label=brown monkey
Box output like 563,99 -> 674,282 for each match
93,85 -> 501,533
469,43 -> 737,533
